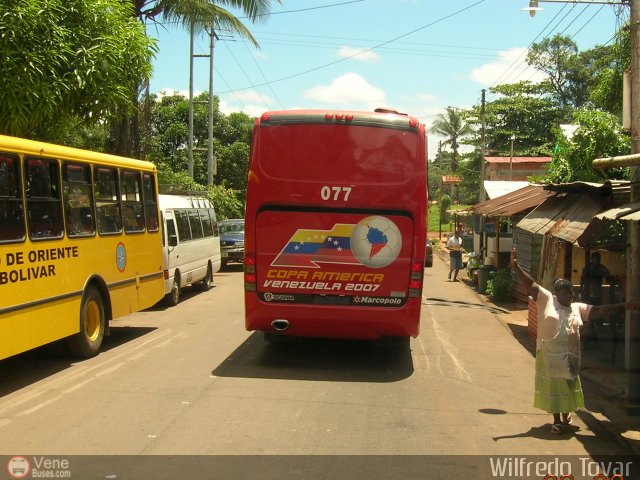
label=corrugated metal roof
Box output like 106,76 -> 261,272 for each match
517,193 -> 608,244
484,180 -> 529,199
596,201 -> 640,221
469,184 -> 553,217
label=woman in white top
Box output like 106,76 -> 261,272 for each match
510,248 -> 632,435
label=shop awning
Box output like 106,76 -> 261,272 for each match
595,201 -> 640,221
468,184 -> 553,218
517,193 -> 611,244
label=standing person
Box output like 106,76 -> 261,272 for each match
580,251 -> 613,306
446,227 -> 464,281
510,248 -> 632,435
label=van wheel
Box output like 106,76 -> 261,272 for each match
199,264 -> 212,291
66,287 -> 105,358
166,278 -> 180,307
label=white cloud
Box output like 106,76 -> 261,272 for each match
218,90 -> 275,118
336,46 -> 381,63
469,47 -> 547,87
229,90 -> 273,105
156,88 -> 198,99
303,73 -> 387,111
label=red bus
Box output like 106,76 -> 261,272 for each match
244,109 -> 428,340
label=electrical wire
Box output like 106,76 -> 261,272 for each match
216,0 -> 488,95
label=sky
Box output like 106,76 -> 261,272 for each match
147,0 -> 630,159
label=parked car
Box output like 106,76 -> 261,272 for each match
219,219 -> 245,267
425,240 -> 433,267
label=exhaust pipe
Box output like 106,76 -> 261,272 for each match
271,319 -> 290,332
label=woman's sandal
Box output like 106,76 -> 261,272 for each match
551,424 -> 563,435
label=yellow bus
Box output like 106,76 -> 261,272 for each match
0,135 -> 164,360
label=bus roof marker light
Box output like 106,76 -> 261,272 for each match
409,119 -> 418,129
345,115 -> 354,122
335,114 -> 344,121
261,113 -> 270,121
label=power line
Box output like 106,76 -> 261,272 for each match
235,0 -> 368,19
216,0 -> 488,95
240,38 -> 286,109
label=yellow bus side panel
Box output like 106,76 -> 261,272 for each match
0,232 -> 163,360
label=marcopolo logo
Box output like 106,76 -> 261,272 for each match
353,296 -> 402,306
7,456 -> 30,479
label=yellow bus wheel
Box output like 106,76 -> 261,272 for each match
66,287 -> 105,358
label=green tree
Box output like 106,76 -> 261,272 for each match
108,0 -> 279,157
547,109 -> 630,183
430,107 -> 474,172
157,167 -> 244,219
526,34 -> 583,109
526,32 -> 628,116
149,91 -> 251,211
467,81 -> 561,159
0,0 -> 155,139
589,26 -> 630,117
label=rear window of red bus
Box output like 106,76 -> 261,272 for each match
255,123 -> 419,184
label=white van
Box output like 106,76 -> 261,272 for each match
159,194 -> 221,306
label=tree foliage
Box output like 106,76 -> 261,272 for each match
149,92 -> 252,215
157,167 -> 244,219
0,0 -> 156,139
546,109 -> 630,183
430,108 -> 474,172
134,0 -> 279,43
466,81 -> 561,159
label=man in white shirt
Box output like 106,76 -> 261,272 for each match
446,227 -> 463,281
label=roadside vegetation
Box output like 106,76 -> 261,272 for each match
0,2 -> 630,220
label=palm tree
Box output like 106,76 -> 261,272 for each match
109,1 -> 280,157
430,107 -> 474,172
133,1 -> 277,46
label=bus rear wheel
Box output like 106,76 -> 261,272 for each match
66,287 -> 105,358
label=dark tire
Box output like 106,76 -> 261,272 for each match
165,277 -> 180,307
199,264 -> 212,291
66,287 -> 105,358
221,259 -> 228,269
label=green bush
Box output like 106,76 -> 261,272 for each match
486,268 -> 512,301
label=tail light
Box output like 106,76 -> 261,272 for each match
245,253 -> 257,292
408,260 -> 423,298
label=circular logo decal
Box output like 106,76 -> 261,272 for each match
351,216 -> 402,268
116,242 -> 127,272
7,456 -> 30,479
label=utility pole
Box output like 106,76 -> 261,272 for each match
509,134 -> 515,181
188,24 -> 195,178
628,0 -> 640,409
479,89 -> 487,202
479,89 -> 487,257
207,22 -> 216,186
188,24 -> 217,183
